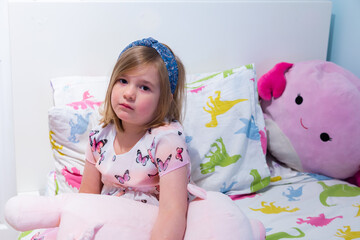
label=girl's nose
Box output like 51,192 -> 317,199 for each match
123,85 -> 136,101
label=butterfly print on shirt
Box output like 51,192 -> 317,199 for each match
148,150 -> 156,167
147,138 -> 156,166
89,130 -> 99,137
88,130 -> 100,149
136,149 -> 150,166
157,154 -> 171,172
115,170 -> 130,184
90,138 -> 108,154
175,147 -> 183,161
98,151 -> 106,165
150,138 -> 155,149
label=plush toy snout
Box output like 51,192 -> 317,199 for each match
5,194 -> 64,231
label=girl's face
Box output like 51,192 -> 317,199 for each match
111,64 -> 161,131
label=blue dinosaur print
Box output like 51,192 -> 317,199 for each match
220,181 -> 238,193
234,115 -> 260,140
68,113 -> 92,143
282,186 -> 304,201
185,136 -> 193,143
304,173 -> 333,181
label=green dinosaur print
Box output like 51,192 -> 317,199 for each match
18,230 -> 34,240
250,169 -> 270,192
266,227 -> 305,240
222,69 -> 234,78
245,64 -> 254,70
200,137 -> 241,174
318,181 -> 360,207
55,176 -> 59,195
186,68 -> 237,90
186,72 -> 220,88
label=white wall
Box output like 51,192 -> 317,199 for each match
0,0 -> 19,237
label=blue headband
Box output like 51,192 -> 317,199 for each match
119,37 -> 179,94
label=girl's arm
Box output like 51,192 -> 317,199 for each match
79,160 -> 103,194
151,166 -> 189,240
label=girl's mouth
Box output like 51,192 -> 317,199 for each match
120,103 -> 133,110
300,118 -> 308,129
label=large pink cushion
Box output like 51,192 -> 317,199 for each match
5,192 -> 265,239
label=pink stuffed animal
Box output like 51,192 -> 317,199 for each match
5,191 -> 265,240
258,60 -> 360,183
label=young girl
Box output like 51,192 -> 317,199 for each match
79,37 -> 194,240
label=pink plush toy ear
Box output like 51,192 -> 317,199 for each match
258,62 -> 294,100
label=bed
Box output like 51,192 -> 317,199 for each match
7,1 -> 360,239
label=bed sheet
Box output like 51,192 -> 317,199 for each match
232,161 -> 360,240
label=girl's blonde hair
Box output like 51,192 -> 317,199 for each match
100,45 -> 185,133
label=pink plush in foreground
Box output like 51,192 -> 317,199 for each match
5,192 -> 265,240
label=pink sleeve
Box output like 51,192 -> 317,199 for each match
85,142 -> 96,165
155,133 -> 190,178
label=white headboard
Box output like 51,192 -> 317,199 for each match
8,1 -> 332,193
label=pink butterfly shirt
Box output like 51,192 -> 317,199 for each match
85,121 -> 197,204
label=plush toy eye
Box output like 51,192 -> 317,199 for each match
295,94 -> 303,105
320,133 -> 332,142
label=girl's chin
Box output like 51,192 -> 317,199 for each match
115,112 -> 155,128
117,117 -> 149,128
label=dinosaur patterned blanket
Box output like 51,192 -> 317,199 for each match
232,162 -> 360,240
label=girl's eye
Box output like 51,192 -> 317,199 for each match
140,86 -> 150,91
118,79 -> 127,84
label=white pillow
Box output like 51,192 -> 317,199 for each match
48,106 -> 101,193
183,64 -> 270,195
51,76 -> 108,107
50,76 -> 107,193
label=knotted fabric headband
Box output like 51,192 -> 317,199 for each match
119,37 -> 179,94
